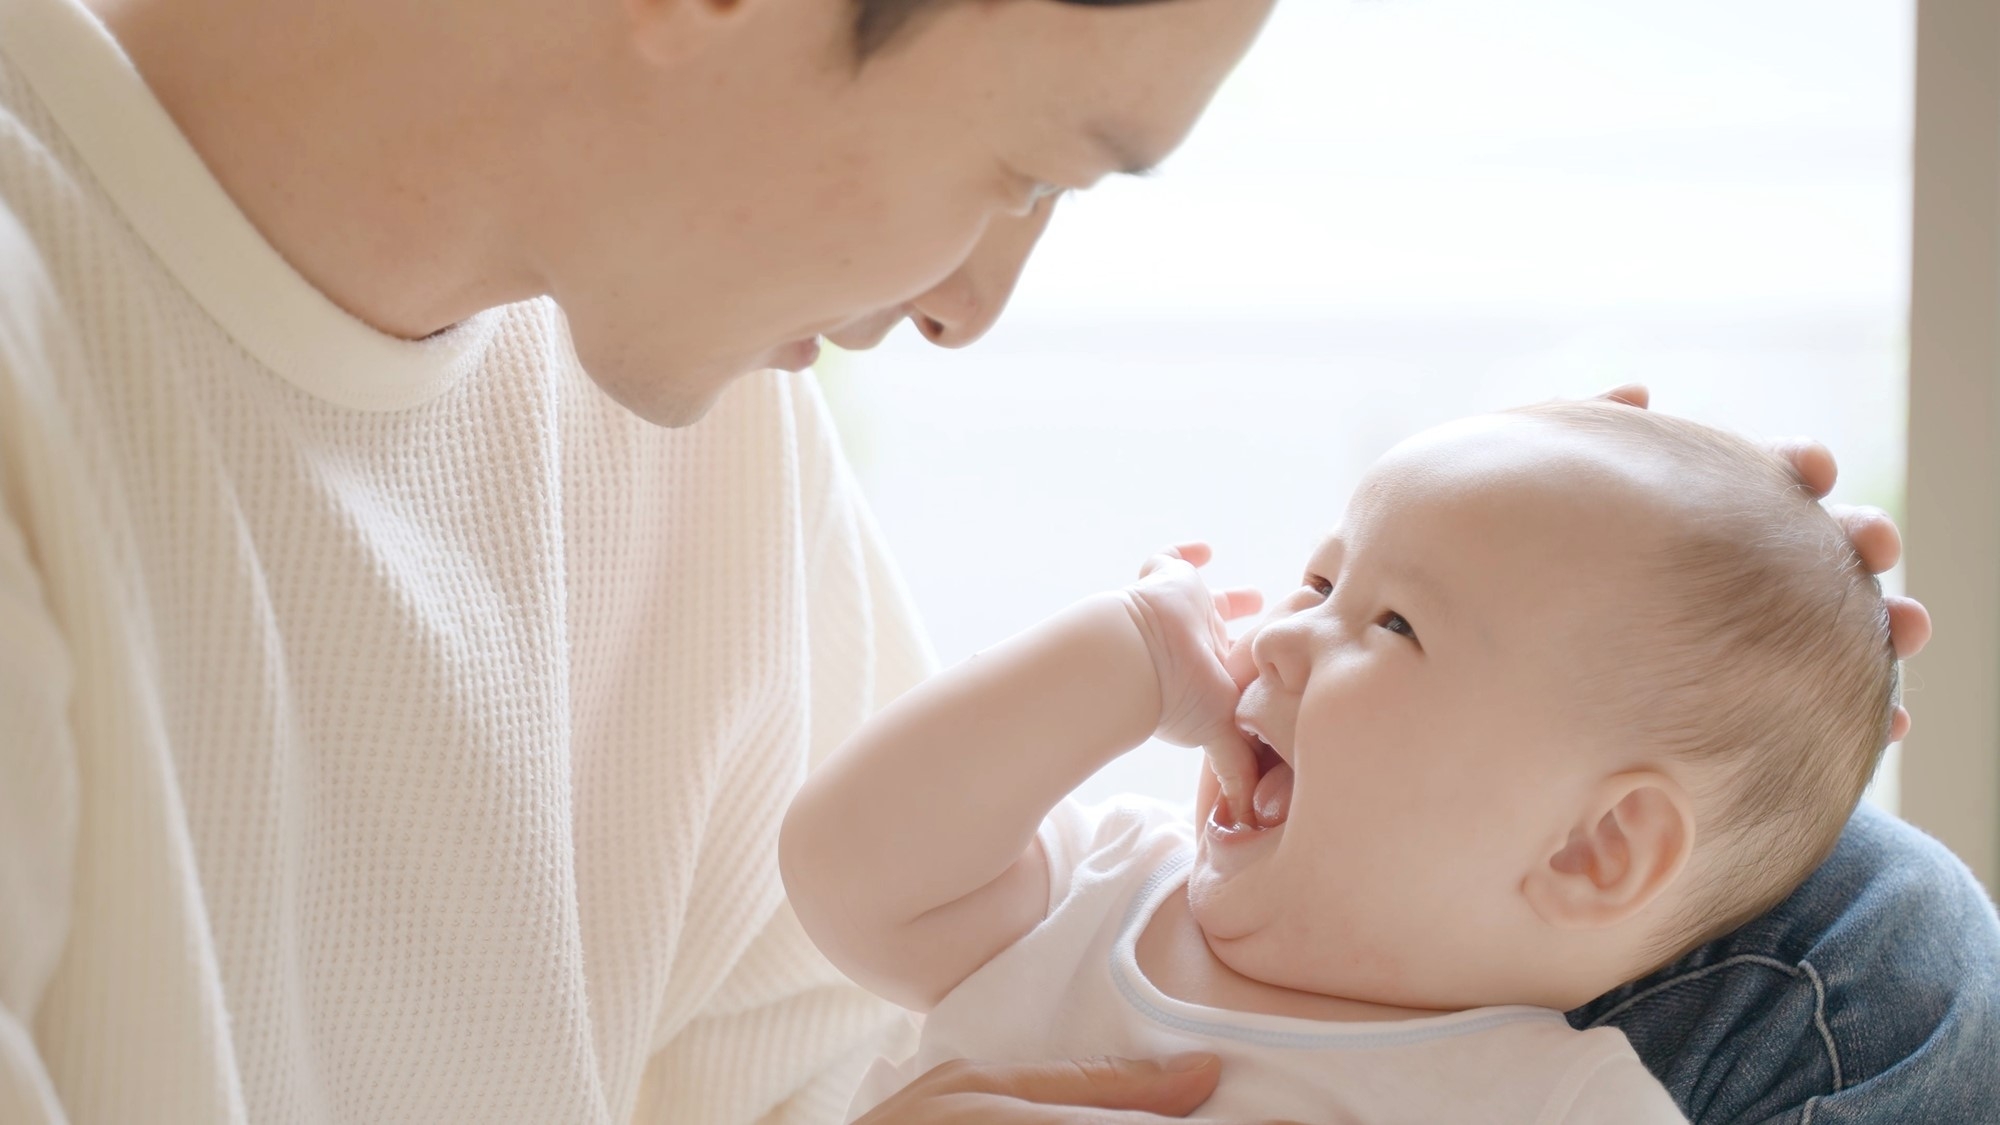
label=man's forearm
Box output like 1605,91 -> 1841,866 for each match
781,592 -> 1159,988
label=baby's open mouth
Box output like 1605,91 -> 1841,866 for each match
1214,730 -> 1295,831
1248,735 -> 1295,827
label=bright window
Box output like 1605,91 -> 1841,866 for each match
825,0 -> 1913,811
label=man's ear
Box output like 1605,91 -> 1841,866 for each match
623,0 -> 762,68
1521,771 -> 1694,930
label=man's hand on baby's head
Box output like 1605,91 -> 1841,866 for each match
1596,384 -> 1930,742
1122,543 -> 1262,751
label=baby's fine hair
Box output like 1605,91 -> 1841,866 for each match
1513,401 -> 1901,964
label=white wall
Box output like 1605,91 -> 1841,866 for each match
1904,0 -> 2000,893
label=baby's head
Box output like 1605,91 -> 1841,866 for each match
1190,401 -> 1898,1012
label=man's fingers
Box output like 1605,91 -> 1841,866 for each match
1769,437 -> 1838,498
1890,706 -> 1912,743
1886,595 -> 1932,660
1827,505 -> 1902,573
1594,383 -> 1650,409
1883,597 -> 1928,743
917,1096 -> 1298,1125
914,1054 -> 1222,1116
871,1054 -> 1307,1125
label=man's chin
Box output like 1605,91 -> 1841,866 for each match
764,337 -> 823,373
600,381 -> 726,429
577,354 -> 739,429
573,332 -> 834,428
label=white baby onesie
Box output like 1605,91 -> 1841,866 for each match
849,798 -> 1687,1124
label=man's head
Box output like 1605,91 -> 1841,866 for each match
1189,402 -> 1896,1012
523,0 -> 1273,425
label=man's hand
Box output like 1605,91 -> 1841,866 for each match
1121,544 -> 1263,750
854,1053 -> 1303,1124
1598,384 -> 1932,741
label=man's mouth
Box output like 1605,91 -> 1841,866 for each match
1211,727 -> 1295,831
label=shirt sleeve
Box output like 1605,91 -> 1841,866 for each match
0,366 -> 81,1123
1037,796 -> 1197,918
0,196 -> 85,1124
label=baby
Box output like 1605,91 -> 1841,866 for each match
782,400 -> 1900,1123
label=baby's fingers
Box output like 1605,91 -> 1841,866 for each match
1138,542 -> 1213,580
1212,587 -> 1263,621
1172,542 -> 1213,568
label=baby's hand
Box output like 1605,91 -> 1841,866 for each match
1121,544 -> 1263,750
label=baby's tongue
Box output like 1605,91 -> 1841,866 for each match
1252,760 -> 1295,827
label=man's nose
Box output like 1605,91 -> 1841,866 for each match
907,194 -> 1059,349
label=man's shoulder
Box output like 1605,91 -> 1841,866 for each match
1572,804 -> 2000,1122
0,54 -> 91,358
0,177 -> 79,393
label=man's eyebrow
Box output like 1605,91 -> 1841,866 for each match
1085,122 -> 1164,178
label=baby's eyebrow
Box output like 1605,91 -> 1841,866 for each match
1389,562 -> 1457,633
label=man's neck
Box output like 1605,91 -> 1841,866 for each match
84,0 -> 561,340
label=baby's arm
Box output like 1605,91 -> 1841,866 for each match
780,545 -> 1256,1012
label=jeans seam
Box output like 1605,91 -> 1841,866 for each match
1584,953 -> 1805,1029
1798,959 -> 1844,1092
1584,952 -> 1845,1113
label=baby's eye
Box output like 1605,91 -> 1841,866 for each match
1306,574 -> 1333,597
1378,611 -> 1419,643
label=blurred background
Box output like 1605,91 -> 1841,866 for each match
820,0 -> 1915,813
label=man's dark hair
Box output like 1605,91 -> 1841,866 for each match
854,0 -> 1174,59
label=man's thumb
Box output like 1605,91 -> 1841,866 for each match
934,1053 -> 1221,1114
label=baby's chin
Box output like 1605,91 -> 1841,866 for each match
1183,862 -> 1343,999
1186,828 -> 1283,941
1184,868 -> 1460,1019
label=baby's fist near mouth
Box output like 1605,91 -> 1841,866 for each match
1202,724 -> 1266,831
1121,543 -> 1263,752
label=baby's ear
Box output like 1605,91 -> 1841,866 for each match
1521,772 -> 1694,930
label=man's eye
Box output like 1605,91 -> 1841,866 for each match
1379,611 -> 1419,642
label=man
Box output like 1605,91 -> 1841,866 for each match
0,0 -> 1985,1122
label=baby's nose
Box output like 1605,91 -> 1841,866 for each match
1249,616 -> 1313,692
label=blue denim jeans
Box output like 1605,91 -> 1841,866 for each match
1567,802 -> 2000,1123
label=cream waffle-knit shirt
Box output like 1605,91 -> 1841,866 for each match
0,0 -> 928,1120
